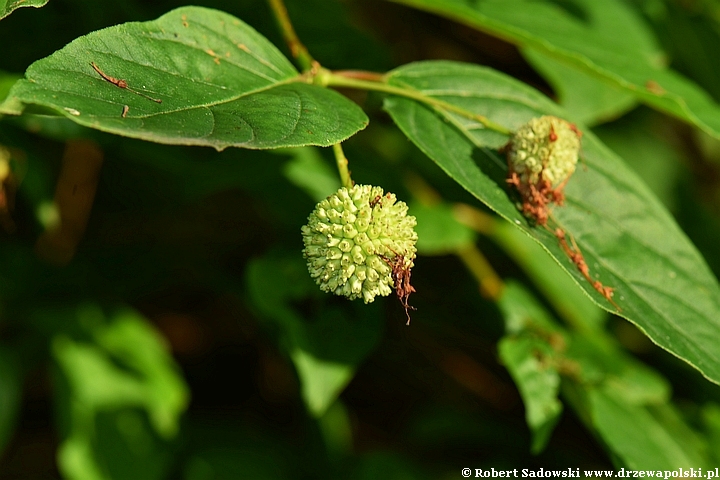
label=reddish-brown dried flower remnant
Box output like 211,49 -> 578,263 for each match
380,250 -> 416,325
505,116 -> 582,226
555,229 -> 620,311
505,116 -> 620,311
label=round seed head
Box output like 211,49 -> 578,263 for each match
507,116 -> 581,187
301,185 -> 418,303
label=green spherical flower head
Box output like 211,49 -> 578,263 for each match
301,185 -> 418,303
507,116 -> 581,187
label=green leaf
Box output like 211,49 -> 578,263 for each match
0,71 -> 21,102
0,6 -> 368,150
411,201 -> 476,255
387,0 -> 720,140
497,280 -> 560,335
0,0 -> 47,21
383,60 -> 720,385
317,400 -> 353,457
50,305 -> 189,480
499,335 -> 562,454
702,402 -> 720,463
282,147 -> 340,202
648,403 -> 710,468
246,253 -> 383,417
593,110 -> 682,211
566,334 -> 670,405
497,282 -> 563,453
588,387 -> 705,469
522,48 -> 637,126
491,221 -> 605,331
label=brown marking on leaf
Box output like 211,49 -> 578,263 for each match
121,105 -> 129,118
90,62 -> 127,89
555,228 -> 621,311
237,43 -> 250,53
645,80 -> 666,95
90,62 -> 162,103
181,14 -> 189,27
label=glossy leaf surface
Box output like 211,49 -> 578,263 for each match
384,60 -> 720,385
388,0 -> 720,139
0,6 -> 368,150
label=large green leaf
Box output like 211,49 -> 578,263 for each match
0,0 -> 47,21
246,253 -> 383,417
491,220 -> 605,331
521,48 -> 637,126
388,0 -> 720,140
282,147 -> 340,202
588,387 -> 706,469
50,305 -> 188,480
0,6 -> 368,150
383,60 -> 720,385
411,201 -> 476,255
497,282 -> 563,453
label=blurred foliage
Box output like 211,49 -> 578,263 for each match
2,0 -> 720,478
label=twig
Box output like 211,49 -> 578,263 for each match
332,143 -> 353,189
266,0 -> 315,71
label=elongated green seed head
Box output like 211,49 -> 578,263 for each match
301,185 -> 417,303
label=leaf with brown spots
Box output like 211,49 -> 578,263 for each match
0,6 -> 368,150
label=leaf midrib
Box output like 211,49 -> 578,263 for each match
28,63 -> 304,119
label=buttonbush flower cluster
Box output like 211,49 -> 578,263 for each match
505,115 -> 582,225
301,184 -> 417,304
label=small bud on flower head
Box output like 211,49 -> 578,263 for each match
301,185 -> 417,304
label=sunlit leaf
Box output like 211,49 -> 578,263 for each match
383,60 -> 720,385
566,335 -> 670,406
411,201 -> 476,255
0,0 -> 47,21
522,48 -> 637,126
593,110 -> 682,211
388,0 -> 720,140
50,305 -> 188,480
0,6 -> 368,150
282,147 -> 340,202
0,71 -> 21,102
490,220 -> 605,330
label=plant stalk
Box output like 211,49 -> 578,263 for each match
332,143 -> 353,189
324,71 -> 512,135
267,0 -> 315,72
455,244 -> 505,301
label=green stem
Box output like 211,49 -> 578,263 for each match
332,143 -> 353,189
267,0 -> 315,72
455,244 -> 504,300
323,71 -> 512,135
